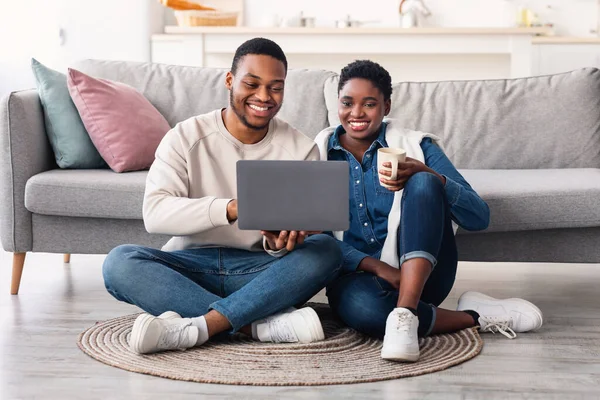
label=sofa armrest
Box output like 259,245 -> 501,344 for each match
0,89 -> 56,252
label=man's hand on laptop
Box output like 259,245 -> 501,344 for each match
261,230 -> 321,252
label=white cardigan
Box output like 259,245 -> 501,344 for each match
314,119 -> 442,268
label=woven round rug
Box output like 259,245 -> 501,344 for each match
78,303 -> 482,386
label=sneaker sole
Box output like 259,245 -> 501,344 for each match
458,291 -> 544,330
294,307 -> 325,343
130,313 -> 155,354
381,346 -> 420,362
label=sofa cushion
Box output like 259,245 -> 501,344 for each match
24,168 -> 600,234
30,59 -> 106,169
67,68 -> 171,173
325,69 -> 600,169
72,60 -> 334,138
459,169 -> 600,233
25,170 -> 147,219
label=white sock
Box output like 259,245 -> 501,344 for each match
190,316 -> 209,346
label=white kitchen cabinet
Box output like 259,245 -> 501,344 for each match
533,42 -> 600,75
151,27 -> 548,81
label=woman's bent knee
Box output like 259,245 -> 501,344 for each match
405,172 -> 443,194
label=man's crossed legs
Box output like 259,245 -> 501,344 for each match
102,234 -> 342,354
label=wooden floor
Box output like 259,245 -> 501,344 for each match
1,250 -> 599,400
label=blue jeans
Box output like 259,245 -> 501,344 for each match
327,172 -> 458,338
103,234 -> 343,332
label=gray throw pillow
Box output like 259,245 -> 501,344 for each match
31,58 -> 106,168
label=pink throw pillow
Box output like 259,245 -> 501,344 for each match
67,68 -> 171,173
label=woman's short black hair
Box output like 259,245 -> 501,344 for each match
338,60 -> 392,101
231,37 -> 288,74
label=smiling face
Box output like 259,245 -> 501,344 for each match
338,78 -> 391,143
225,54 -> 285,132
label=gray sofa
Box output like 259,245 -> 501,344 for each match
3,60 -> 600,295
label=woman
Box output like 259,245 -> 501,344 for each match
315,60 -> 543,362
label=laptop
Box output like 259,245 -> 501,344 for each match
236,160 -> 349,232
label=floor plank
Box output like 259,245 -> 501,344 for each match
1,251 -> 599,399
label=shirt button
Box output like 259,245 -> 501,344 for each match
356,180 -> 360,184
359,203 -> 363,207
355,166 -> 359,170
363,222 -> 368,227
366,154 -> 371,158
370,238 -> 375,242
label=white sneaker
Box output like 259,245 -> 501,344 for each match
457,291 -> 543,339
158,311 -> 181,320
381,308 -> 420,362
253,307 -> 325,343
130,313 -> 198,354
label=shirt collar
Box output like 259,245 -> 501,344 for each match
327,124 -> 346,153
373,122 -> 388,149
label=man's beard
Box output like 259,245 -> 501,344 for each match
229,90 -> 271,131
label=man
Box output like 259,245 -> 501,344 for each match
102,38 -> 342,354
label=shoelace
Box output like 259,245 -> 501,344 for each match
268,317 -> 298,343
479,317 -> 517,339
157,320 -> 193,350
394,312 -> 412,333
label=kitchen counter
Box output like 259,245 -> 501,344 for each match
533,36 -> 600,44
152,26 -> 549,80
162,26 -> 551,35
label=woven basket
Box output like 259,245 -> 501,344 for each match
175,10 -> 238,27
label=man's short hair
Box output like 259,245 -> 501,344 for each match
231,37 -> 288,74
338,60 -> 393,101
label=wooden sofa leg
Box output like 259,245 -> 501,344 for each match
11,252 -> 26,295
64,253 -> 71,264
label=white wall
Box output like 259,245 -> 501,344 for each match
0,0 -> 164,97
2,0 -> 600,96
0,0 -> 59,95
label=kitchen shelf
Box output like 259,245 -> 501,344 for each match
162,26 -> 552,35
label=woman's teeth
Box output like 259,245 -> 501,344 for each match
349,122 -> 368,128
249,104 -> 269,111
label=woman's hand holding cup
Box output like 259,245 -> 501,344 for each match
378,148 -> 424,192
378,148 -> 409,191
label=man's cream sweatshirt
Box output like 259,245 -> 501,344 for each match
143,110 -> 319,252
